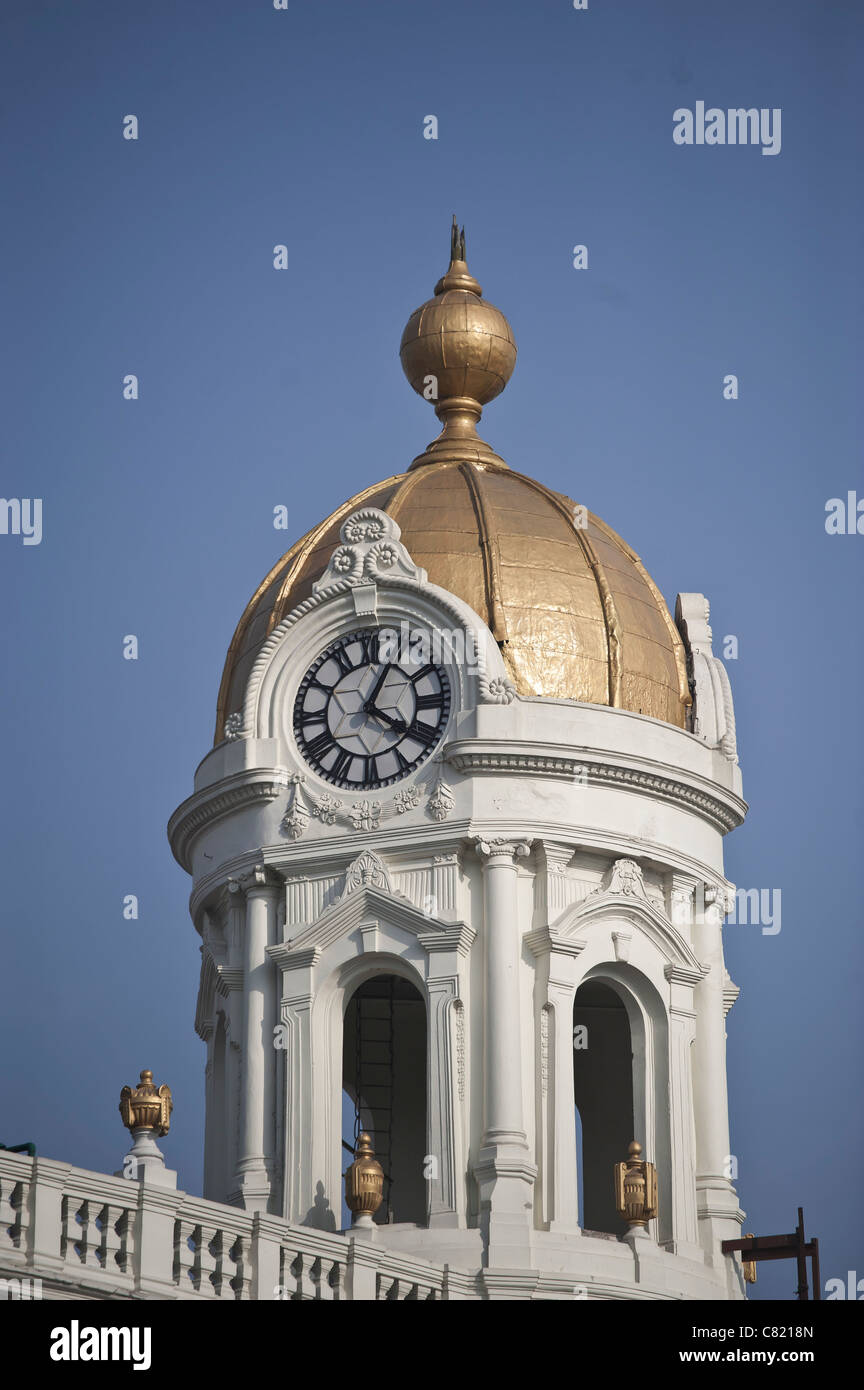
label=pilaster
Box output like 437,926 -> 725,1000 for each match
664,964 -> 705,1262
526,927 -> 586,1232
471,837 -> 537,1267
693,885 -> 743,1257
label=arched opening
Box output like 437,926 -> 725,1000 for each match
573,980 -> 634,1236
342,973 -> 427,1225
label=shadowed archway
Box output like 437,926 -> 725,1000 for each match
342,973 -> 427,1225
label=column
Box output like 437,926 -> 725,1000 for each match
233,867 -> 281,1211
692,886 -> 742,1252
223,883 -> 246,1199
472,838 -> 537,1266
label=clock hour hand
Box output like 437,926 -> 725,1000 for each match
362,663 -> 391,713
367,706 -> 407,735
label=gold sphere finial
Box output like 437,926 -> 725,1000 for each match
399,217 -> 517,469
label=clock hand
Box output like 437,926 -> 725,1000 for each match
368,707 -> 407,734
362,663 -> 391,713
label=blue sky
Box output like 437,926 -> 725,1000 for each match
1,0 -> 860,1299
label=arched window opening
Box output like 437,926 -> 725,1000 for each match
573,981 -> 634,1236
342,974 -> 426,1225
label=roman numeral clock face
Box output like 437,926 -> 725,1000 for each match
293,628 -> 451,790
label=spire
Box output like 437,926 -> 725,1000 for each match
399,218 -> 517,469
450,213 -> 465,262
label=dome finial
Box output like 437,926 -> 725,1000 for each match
399,218 -> 517,469
450,214 -> 465,264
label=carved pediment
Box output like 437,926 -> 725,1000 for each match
590,857 -> 650,902
340,850 -> 394,899
271,880 -> 475,966
312,509 -> 427,592
553,869 -> 703,973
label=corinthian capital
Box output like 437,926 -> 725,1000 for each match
473,836 -> 532,864
227,864 -> 283,896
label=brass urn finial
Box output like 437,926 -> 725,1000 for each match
614,1139 -> 658,1235
344,1131 -> 384,1229
119,1069 -> 173,1137
399,217 -> 517,470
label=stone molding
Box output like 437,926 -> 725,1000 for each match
446,741 -> 746,833
169,769 -> 289,872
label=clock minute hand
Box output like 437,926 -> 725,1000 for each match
362,663 -> 391,713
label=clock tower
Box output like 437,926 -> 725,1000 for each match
168,225 -> 749,1299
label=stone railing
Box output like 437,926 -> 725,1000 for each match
0,1152 -> 462,1300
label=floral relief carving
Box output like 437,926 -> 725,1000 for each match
311,792 -> 343,825
280,774 -> 310,840
428,774 -> 455,822
348,799 -> 382,832
312,508 -> 427,592
223,712 -> 244,741
394,785 -> 421,814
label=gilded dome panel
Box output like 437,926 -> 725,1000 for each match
215,459 -> 690,741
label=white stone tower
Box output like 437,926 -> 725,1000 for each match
168,227 -> 748,1300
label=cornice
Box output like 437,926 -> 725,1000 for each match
267,945 -> 322,972
723,976 -> 741,1016
524,927 -> 587,959
445,740 -> 746,834
168,769 -> 290,871
664,964 -> 709,988
215,965 -> 244,996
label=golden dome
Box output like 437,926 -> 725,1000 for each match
214,226 -> 690,740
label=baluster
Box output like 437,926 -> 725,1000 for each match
69,1199 -> 90,1267
199,1226 -> 220,1296
174,1220 -> 201,1291
290,1251 -> 317,1300
326,1260 -> 345,1301
93,1204 -> 110,1270
108,1206 -> 132,1275
227,1235 -> 246,1300
0,1178 -> 26,1250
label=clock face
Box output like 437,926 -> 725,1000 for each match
293,628 -> 451,790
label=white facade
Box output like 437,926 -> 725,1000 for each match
0,514 -> 751,1302
160,512 -> 749,1301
